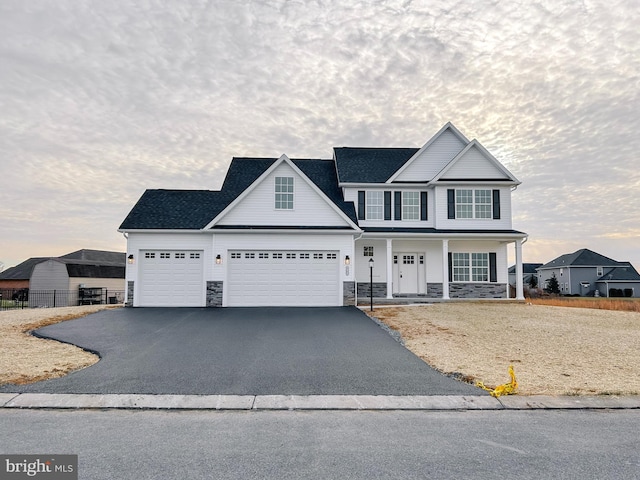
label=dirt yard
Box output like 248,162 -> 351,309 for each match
0,305 -> 115,385
370,303 -> 640,395
1,303 -> 639,395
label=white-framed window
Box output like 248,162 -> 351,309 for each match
452,253 -> 470,281
258,253 -> 269,259
363,246 -> 374,257
244,253 -> 255,259
272,253 -> 283,259
402,191 -> 420,220
145,252 -> 155,259
471,253 -> 489,282
327,253 -> 337,259
456,189 -> 491,219
300,253 -> 310,259
230,252 -> 241,259
474,190 -> 492,219
366,191 -> 384,220
275,177 -> 294,209
160,252 -> 171,259
453,252 -> 490,282
175,253 -> 185,259
313,253 -> 323,259
286,253 -> 296,259
190,253 -> 200,259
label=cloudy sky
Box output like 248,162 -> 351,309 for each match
1,0 -> 639,271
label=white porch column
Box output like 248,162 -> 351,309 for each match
442,239 -> 450,300
515,238 -> 525,300
386,238 -> 393,299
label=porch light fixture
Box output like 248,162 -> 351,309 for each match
215,254 -> 222,265
344,255 -> 350,265
127,254 -> 134,265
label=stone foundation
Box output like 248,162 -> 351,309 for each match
126,281 -> 134,307
343,281 -> 355,306
449,283 -> 507,299
206,281 -> 223,307
357,282 -> 388,298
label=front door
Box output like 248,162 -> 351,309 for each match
397,253 -> 419,294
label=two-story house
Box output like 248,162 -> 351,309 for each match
537,248 -> 640,297
119,123 -> 527,307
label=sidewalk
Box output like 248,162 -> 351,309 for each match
2,393 -> 639,411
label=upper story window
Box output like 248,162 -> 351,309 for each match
597,266 -> 603,276
402,192 -> 420,220
455,189 -> 492,219
275,177 -> 294,209
366,191 -> 384,220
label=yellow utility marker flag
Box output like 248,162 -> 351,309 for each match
476,365 -> 518,397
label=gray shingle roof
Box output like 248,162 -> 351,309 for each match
119,158 -> 358,230
0,257 -> 47,280
334,147 -> 419,183
596,264 -> 640,282
538,249 -> 621,269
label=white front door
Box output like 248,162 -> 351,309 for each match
394,253 -> 419,294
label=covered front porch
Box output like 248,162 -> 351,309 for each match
353,234 -> 526,302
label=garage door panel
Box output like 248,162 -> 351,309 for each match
138,250 -> 204,307
227,250 -> 340,307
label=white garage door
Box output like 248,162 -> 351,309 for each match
138,250 -> 204,307
227,250 -> 340,306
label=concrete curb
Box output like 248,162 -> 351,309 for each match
2,393 -> 639,411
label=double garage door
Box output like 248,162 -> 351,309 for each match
227,250 -> 339,307
137,249 -> 340,307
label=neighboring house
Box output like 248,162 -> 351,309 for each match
0,250 -> 126,306
509,263 -> 543,289
536,248 -> 640,297
0,257 -> 47,290
119,122 -> 528,307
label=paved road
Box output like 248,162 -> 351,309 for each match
1,307 -> 483,396
2,409 -> 638,479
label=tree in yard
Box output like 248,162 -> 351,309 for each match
528,274 -> 538,289
545,273 -> 560,295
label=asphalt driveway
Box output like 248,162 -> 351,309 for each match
2,307 -> 485,396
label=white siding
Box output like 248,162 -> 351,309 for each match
394,130 -> 466,182
440,145 -> 509,180
125,232 -> 213,304
434,185 -> 512,230
212,232 -> 354,307
343,187 -> 435,228
449,240 -> 509,283
217,163 -> 351,227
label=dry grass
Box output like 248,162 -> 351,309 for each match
528,296 -> 640,312
370,303 -> 640,396
0,305 -> 118,385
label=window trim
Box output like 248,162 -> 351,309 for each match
455,188 -> 492,219
451,252 -> 491,283
366,191 -> 384,220
275,176 -> 294,210
401,191 -> 420,221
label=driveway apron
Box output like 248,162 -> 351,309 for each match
1,307 -> 485,396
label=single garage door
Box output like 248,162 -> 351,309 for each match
138,250 -> 204,307
227,250 -> 340,306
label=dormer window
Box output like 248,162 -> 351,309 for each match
275,177 -> 294,209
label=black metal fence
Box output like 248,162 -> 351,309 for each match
0,288 -> 125,311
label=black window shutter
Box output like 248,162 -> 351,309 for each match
489,253 -> 497,282
447,189 -> 455,219
492,189 -> 501,220
420,191 -> 428,221
358,191 -> 365,220
384,191 -> 391,220
394,191 -> 402,220
448,252 -> 453,282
